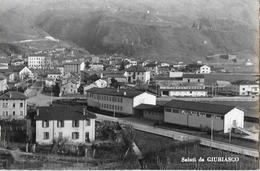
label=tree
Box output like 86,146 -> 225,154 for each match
110,77 -> 120,88
53,83 -> 60,97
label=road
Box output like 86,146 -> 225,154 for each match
95,113 -> 259,158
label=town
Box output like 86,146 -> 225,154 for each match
0,46 -> 258,169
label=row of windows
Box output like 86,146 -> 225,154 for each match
165,108 -> 224,119
43,132 -> 83,140
2,103 -> 23,108
42,120 -> 90,128
88,93 -> 123,103
101,103 -> 123,111
2,111 -> 23,116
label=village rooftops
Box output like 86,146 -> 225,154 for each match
0,91 -> 27,100
145,63 -> 157,68
163,100 -> 238,115
87,87 -> 147,98
126,65 -> 147,72
46,70 -> 61,75
232,80 -> 258,85
35,106 -> 96,121
64,61 -> 81,65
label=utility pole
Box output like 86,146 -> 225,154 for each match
113,96 -> 116,118
211,118 -> 214,148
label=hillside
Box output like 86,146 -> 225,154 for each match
0,0 -> 258,62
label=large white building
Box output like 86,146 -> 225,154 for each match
196,65 -> 211,74
35,106 -> 96,145
0,91 -> 27,119
125,66 -> 151,84
19,66 -> 34,80
163,100 -> 244,133
86,88 -> 156,115
28,55 -> 52,69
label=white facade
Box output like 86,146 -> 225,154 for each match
168,90 -> 207,97
0,99 -> 27,119
28,56 -> 52,69
197,65 -> 211,74
19,67 -> 33,80
47,73 -> 61,80
83,79 -> 107,94
229,84 -> 259,96
36,119 -> 95,145
0,78 -> 8,92
224,108 -> 244,133
125,71 -> 151,84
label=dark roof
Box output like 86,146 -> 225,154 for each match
183,73 -> 204,78
86,88 -> 146,98
35,106 -> 96,120
126,65 -> 146,72
163,100 -> 237,115
145,63 -> 157,68
135,104 -> 164,112
232,80 -> 257,85
0,91 -> 27,100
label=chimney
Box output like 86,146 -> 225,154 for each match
36,108 -> 39,116
83,108 -> 86,115
123,91 -> 126,96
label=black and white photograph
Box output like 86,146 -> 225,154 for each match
0,0 -> 259,170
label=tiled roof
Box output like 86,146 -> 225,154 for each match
0,91 -> 27,100
232,80 -> 257,85
163,100 -> 237,115
35,106 -> 96,120
126,65 -> 146,72
86,88 -> 146,98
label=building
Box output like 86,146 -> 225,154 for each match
163,100 -> 244,133
60,81 -> 79,96
182,74 -> 205,83
64,62 -> 81,74
86,88 -> 156,115
47,70 -> 62,80
144,63 -> 159,78
56,65 -> 64,76
229,80 -> 259,96
135,104 -> 164,121
35,106 -> 96,145
197,65 -> 211,74
0,91 -> 27,119
0,76 -> 8,92
125,66 -> 150,84
0,71 -> 15,82
19,67 -> 34,80
28,55 -> 52,69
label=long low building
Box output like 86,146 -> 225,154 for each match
163,100 -> 244,133
86,88 -> 156,115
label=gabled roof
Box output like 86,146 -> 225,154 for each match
163,100 -> 237,115
0,91 -> 27,100
183,73 -> 204,78
35,106 -> 96,120
126,65 -> 146,72
86,88 -> 147,98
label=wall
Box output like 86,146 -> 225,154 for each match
169,90 -> 207,97
36,119 -> 95,145
133,92 -> 156,107
0,99 -> 27,119
143,111 -> 164,121
224,108 -> 244,133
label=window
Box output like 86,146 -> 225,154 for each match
57,120 -> 64,128
13,103 -> 15,108
20,103 -> 23,108
58,132 -> 63,138
198,79 -> 200,83
42,120 -> 49,128
72,132 -> 79,140
13,111 -> 15,116
206,114 -> 211,118
72,120 -> 79,127
165,108 -> 171,112
5,111 -> 8,116
20,111 -> 23,116
86,119 -> 90,126
43,132 -> 49,139
172,108 -> 180,113
187,79 -> 190,83
2,111 -> 4,116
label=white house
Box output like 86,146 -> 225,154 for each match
60,81 -> 79,96
83,79 -> 107,94
197,65 -> 211,74
229,80 -> 259,96
35,106 -> 96,145
86,88 -> 156,115
125,66 -> 150,84
47,70 -> 62,80
0,91 -> 27,119
45,78 -> 56,88
0,76 -> 8,92
163,100 -> 244,133
19,67 -> 34,80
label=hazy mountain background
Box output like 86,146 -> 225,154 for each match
0,0 -> 258,62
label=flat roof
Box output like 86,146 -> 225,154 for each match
86,88 -> 146,98
163,99 -> 237,115
135,104 -> 164,112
